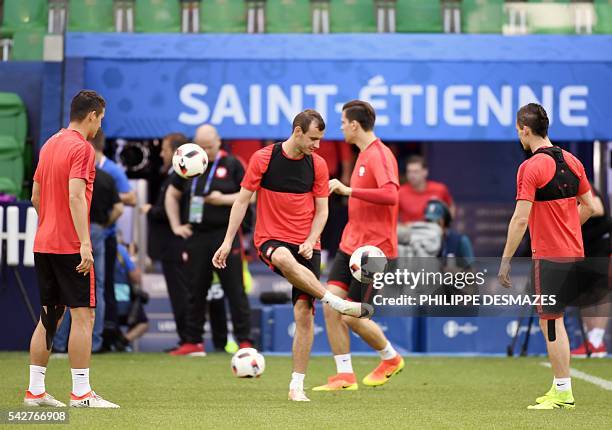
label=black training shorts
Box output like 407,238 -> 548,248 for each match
257,239 -> 320,306
34,253 -> 95,308
530,259 -> 579,319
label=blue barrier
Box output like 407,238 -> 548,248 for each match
261,304 -> 416,354
422,316 -> 548,355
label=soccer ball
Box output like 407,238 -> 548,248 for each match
231,348 -> 265,378
349,245 -> 387,283
172,143 -> 208,179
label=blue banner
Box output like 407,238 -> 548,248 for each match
67,34 -> 612,141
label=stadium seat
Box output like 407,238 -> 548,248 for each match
200,0 -> 246,33
134,0 -> 181,33
594,0 -> 612,34
395,0 -> 443,33
10,28 -> 45,60
330,0 -> 376,33
0,92 -> 27,146
461,0 -> 504,34
0,136 -> 24,197
1,0 -> 48,31
67,0 -> 115,32
266,0 -> 312,33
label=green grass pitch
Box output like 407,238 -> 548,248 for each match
1,352 -> 611,429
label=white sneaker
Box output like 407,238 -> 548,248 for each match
288,389 -> 310,402
24,391 -> 66,407
69,391 -> 120,408
339,301 -> 374,319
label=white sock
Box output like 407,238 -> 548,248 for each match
588,328 -> 605,348
377,342 -> 398,361
71,368 -> 92,397
321,291 -> 345,311
553,377 -> 571,392
334,354 -> 354,374
289,372 -> 305,391
28,365 -> 46,395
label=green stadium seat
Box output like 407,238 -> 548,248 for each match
200,0 -> 246,33
395,0 -> 443,33
266,0 -> 312,33
462,0 -> 504,34
134,0 -> 181,33
68,0 -> 115,32
1,0 -> 48,31
330,0 -> 376,33
594,0 -> 612,34
0,93 -> 27,147
0,136 -> 24,197
10,29 -> 45,61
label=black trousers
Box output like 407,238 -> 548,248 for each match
321,193 -> 348,258
207,283 -> 230,350
161,259 -> 193,345
103,234 -> 118,328
185,228 -> 252,344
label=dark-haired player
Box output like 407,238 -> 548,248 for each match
25,90 -> 119,408
213,109 -> 373,402
498,103 -> 596,410
314,100 -> 404,392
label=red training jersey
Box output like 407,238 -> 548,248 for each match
339,139 -> 399,258
516,149 -> 590,259
398,180 -> 453,223
33,129 -> 96,254
241,144 -> 329,249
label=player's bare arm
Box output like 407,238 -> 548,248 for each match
213,187 -> 254,268
68,178 -> 93,275
498,199 -> 532,288
164,184 -> 192,239
577,190 -> 596,225
299,196 -> 328,260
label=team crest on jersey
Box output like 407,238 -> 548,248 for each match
358,165 -> 366,177
216,166 -> 228,178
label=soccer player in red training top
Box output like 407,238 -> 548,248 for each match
314,100 -> 404,392
213,109 -> 373,402
498,103 -> 596,410
25,90 -> 119,409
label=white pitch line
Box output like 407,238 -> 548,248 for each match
540,362 -> 612,391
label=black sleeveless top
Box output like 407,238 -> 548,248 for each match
260,143 -> 315,194
533,146 -> 580,202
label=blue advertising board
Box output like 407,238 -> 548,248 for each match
65,33 -> 612,141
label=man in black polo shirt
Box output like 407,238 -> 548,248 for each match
165,124 -> 252,356
142,132 -> 193,353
